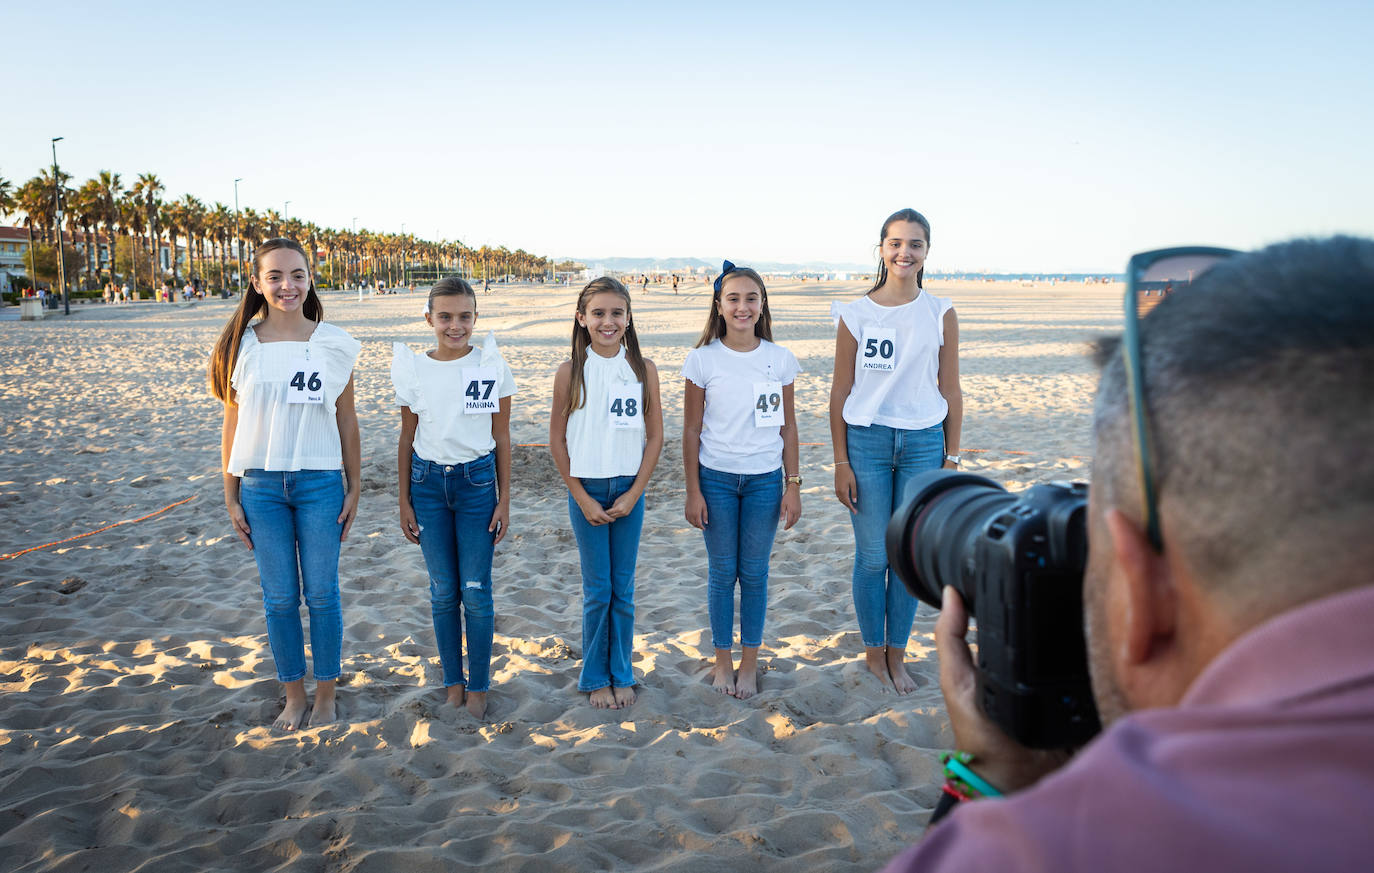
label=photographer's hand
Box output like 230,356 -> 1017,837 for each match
936,586 -> 1071,794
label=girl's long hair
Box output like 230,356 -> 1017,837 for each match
694,264 -> 773,348
207,238 -> 322,404
564,277 -> 648,418
426,276 -> 476,313
870,208 -> 932,293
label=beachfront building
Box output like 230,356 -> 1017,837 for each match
0,225 -> 182,295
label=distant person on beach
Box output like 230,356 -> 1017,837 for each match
550,277 -> 663,710
121,280 -> 130,303
829,208 -> 962,694
883,236 -> 1374,873
208,237 -> 362,732
672,274 -> 679,294
392,278 -> 514,720
683,261 -> 802,699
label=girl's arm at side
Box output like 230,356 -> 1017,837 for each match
550,361 -> 611,524
938,309 -> 963,468
683,379 -> 708,529
221,402 -> 252,550
830,321 -> 859,513
610,359 -> 664,518
397,406 -> 421,543
780,382 -> 802,530
491,395 -> 512,544
336,375 -> 362,540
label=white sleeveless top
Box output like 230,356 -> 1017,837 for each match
391,332 -> 517,465
226,322 -> 361,476
566,347 -> 646,478
832,292 -> 952,429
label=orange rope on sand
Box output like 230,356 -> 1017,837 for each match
0,495 -> 198,562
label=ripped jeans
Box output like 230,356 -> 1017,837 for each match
409,451 -> 497,692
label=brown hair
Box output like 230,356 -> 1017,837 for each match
563,277 -> 649,418
426,276 -> 477,313
694,265 -> 773,348
870,208 -> 932,293
207,238 -> 321,404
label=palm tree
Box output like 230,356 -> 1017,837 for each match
119,192 -> 146,295
160,201 -> 182,287
96,171 -> 123,284
74,179 -> 104,287
133,173 -> 164,290
0,172 -> 14,222
209,202 -> 233,291
263,209 -> 283,239
179,195 -> 207,287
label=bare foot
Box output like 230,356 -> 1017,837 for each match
710,650 -> 736,696
735,648 -> 760,700
612,685 -> 636,707
887,648 -> 918,695
466,690 -> 488,720
307,680 -> 337,727
865,647 -> 896,691
445,685 -> 466,707
274,682 -> 309,732
589,687 -> 619,709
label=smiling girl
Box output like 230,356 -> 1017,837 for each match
682,261 -> 802,700
829,209 -> 962,694
392,278 -> 516,720
550,278 -> 663,709
209,237 -> 362,732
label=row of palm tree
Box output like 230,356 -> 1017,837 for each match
0,166 -> 556,294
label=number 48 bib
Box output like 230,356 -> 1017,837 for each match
286,356 -> 326,404
608,383 -> 643,430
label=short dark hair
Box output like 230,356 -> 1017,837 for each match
1093,236 -> 1374,616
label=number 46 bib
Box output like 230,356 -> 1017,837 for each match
286,356 -> 326,404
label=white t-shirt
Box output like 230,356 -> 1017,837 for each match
832,291 -> 953,429
391,332 -> 517,465
682,338 -> 801,475
566,346 -> 646,478
226,321 -> 361,476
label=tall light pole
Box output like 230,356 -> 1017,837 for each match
284,201 -> 290,221
401,223 -> 407,288
351,217 -> 358,289
51,137 -> 69,315
233,178 -> 243,296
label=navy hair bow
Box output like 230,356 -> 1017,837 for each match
713,260 -> 737,295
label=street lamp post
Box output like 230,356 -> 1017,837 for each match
51,137 -> 69,316
284,201 -> 290,221
233,179 -> 243,296
401,223 -> 407,289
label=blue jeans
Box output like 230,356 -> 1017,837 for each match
847,422 -> 946,647
409,452 -> 497,692
239,469 -> 345,683
699,465 -> 783,650
568,476 -> 645,691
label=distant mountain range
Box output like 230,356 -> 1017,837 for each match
563,256 -> 872,275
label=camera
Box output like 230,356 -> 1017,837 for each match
885,470 -> 1101,748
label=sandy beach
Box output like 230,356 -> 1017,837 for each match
0,277 -> 1120,872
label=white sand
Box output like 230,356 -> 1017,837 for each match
0,277 -> 1120,871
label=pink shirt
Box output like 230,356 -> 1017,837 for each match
883,584 -> 1374,873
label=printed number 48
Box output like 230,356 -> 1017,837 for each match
756,392 -> 781,413
611,398 -> 638,417
864,338 -> 894,359
465,380 -> 495,400
290,371 -> 323,391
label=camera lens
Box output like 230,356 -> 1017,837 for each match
885,471 -> 1019,611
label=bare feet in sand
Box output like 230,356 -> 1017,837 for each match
865,647 -> 895,691
307,680 -> 337,727
446,685 -> 466,707
710,650 -> 736,696
274,681 -> 309,732
886,647 -> 919,695
612,685 -> 636,707
589,687 -> 619,709
466,690 -> 488,720
734,647 -> 760,700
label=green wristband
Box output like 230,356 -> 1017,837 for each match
943,756 -> 1003,798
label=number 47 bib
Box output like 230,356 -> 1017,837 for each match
286,356 -> 326,404
462,367 -> 499,414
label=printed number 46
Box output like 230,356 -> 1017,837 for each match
290,371 -> 323,391
864,338 -> 894,359
611,398 -> 638,417
756,392 -> 781,413
466,380 -> 495,400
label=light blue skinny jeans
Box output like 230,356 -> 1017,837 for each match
568,476 -> 645,691
699,465 -> 783,650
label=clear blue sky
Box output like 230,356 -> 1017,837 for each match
4,0 -> 1371,271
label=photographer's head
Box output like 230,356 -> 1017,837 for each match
1086,236 -> 1374,724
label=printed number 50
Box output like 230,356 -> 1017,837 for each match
864,338 -> 894,359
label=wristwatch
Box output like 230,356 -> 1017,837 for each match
785,474 -> 803,487
945,454 -> 961,466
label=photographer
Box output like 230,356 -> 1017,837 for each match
884,237 -> 1374,872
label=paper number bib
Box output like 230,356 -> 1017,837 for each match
753,380 -> 783,427
860,327 -> 897,372
608,383 -> 643,430
462,366 -> 499,414
285,356 -> 326,404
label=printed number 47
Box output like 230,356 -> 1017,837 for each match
466,380 -> 495,400
756,392 -> 781,413
290,371 -> 323,391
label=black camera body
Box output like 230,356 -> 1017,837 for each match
886,471 -> 1101,749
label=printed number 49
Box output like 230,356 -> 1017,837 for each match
466,380 -> 495,400
290,371 -> 323,391
864,338 -> 894,359
756,392 -> 781,413
611,398 -> 638,417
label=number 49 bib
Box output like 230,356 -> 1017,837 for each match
286,356 -> 326,404
753,380 -> 783,427
462,366 -> 499,414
